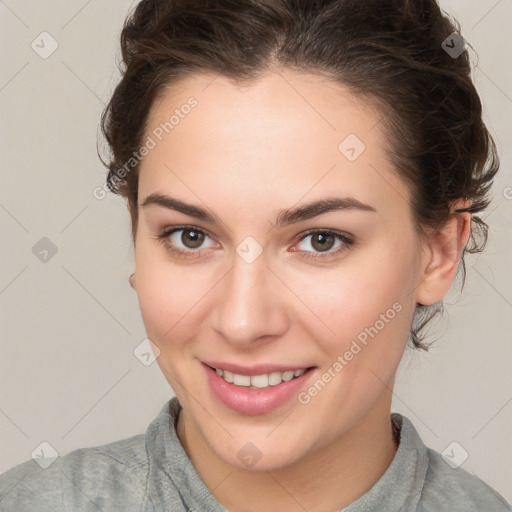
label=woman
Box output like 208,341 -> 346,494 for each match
1,0 -> 510,510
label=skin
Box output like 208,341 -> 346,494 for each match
130,69 -> 471,511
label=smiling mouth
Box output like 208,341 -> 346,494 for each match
205,364 -> 316,390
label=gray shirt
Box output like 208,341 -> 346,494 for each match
1,397 -> 510,511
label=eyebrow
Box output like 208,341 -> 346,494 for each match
140,193 -> 377,226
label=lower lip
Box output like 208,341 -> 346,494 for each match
203,363 -> 316,415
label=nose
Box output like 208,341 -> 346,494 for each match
209,250 -> 290,349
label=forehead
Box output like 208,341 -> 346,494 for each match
147,69 -> 384,149
139,70 -> 411,220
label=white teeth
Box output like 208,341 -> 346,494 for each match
223,370 -> 234,383
233,373 -> 251,386
281,371 -> 295,382
268,372 -> 283,386
214,367 -> 308,388
250,374 -> 268,388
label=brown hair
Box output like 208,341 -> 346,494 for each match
100,0 -> 500,351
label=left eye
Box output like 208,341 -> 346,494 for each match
296,230 -> 346,253
156,226 -> 353,259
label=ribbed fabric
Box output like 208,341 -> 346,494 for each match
1,397 -> 510,511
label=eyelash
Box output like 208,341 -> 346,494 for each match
155,225 -> 355,261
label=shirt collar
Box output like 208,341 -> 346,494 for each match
342,412 -> 428,511
145,397 -> 226,511
145,397 -> 428,511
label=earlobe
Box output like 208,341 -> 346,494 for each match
129,272 -> 136,290
416,208 -> 471,307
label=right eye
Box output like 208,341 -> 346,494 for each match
156,226 -> 218,259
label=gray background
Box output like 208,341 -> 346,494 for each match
1,0 -> 511,503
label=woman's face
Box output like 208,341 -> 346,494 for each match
133,70 -> 428,470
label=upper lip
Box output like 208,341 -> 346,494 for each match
202,361 -> 314,376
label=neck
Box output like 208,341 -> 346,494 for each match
176,390 -> 399,512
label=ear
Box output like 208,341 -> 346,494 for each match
416,200 -> 472,307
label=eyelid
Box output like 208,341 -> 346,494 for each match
158,225 -> 352,243
161,225 -> 219,249
157,225 -> 354,259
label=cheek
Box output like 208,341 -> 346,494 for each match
134,229 -> 417,364
303,253 -> 411,350
134,246 -> 216,347
303,270 -> 415,399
